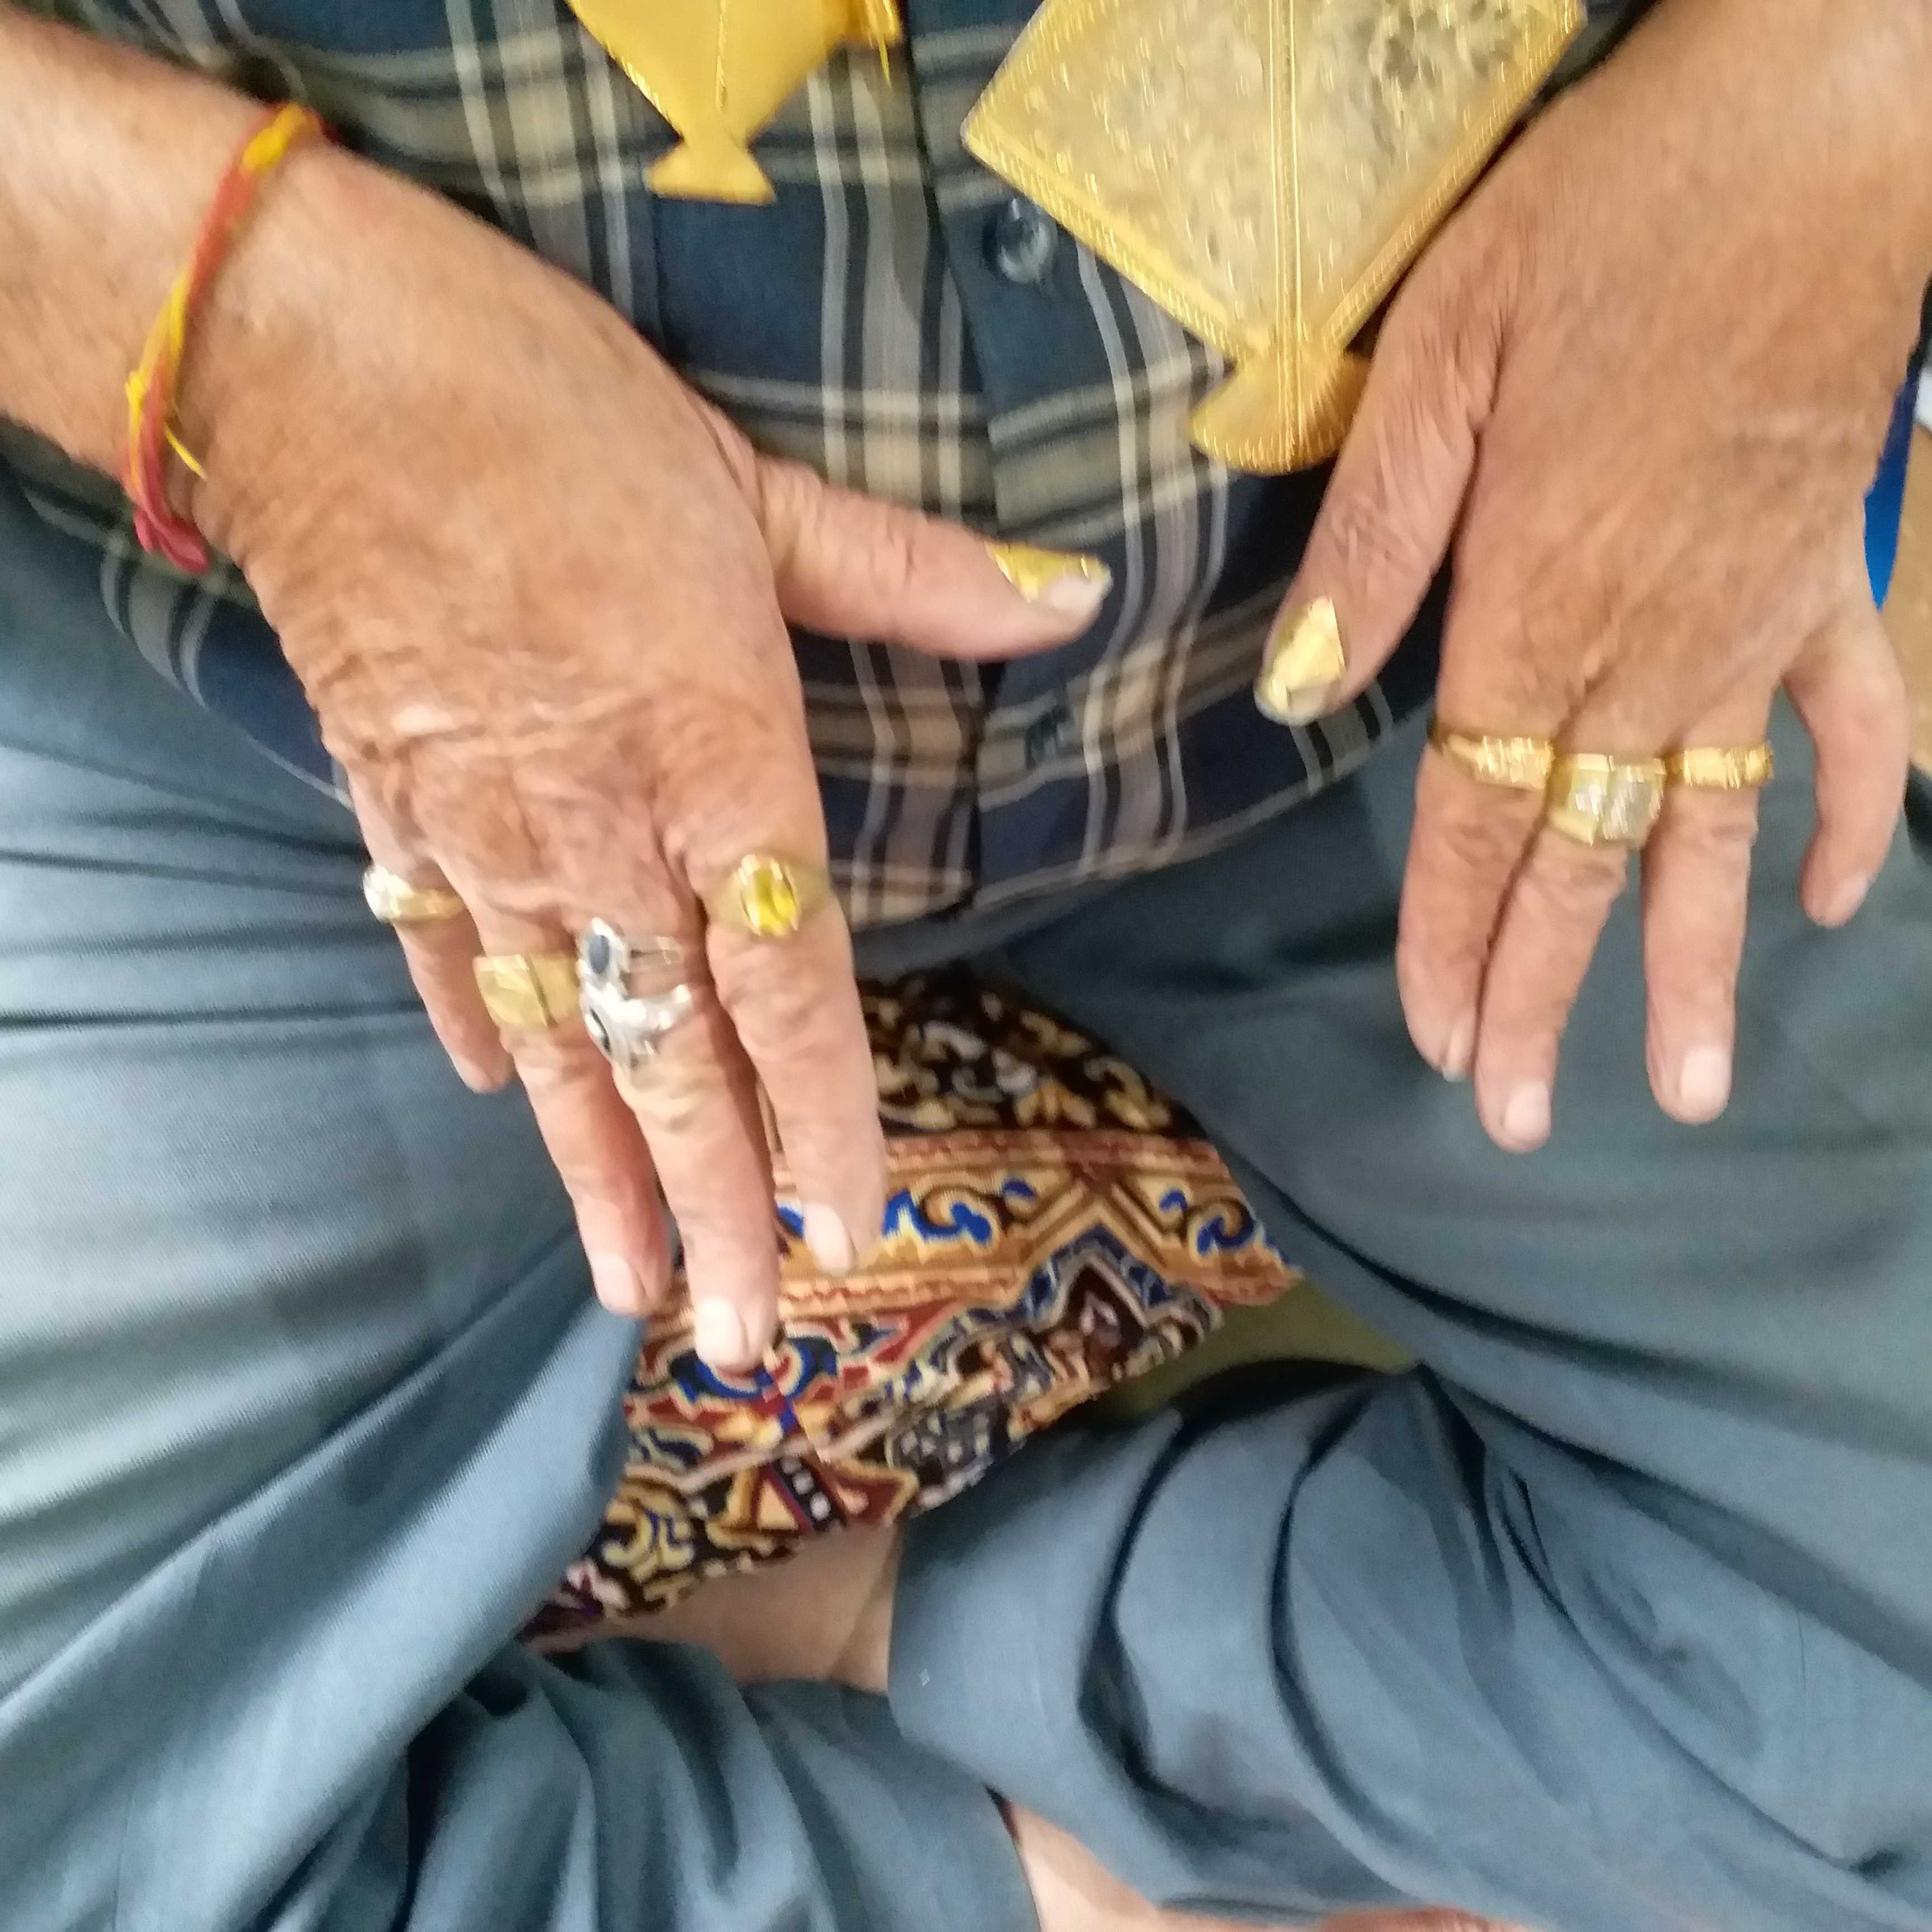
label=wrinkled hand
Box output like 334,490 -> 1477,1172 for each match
1274,0 -> 1932,1149
192,150 -> 1105,1363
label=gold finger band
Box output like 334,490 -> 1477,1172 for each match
1427,721 -> 1556,792
705,853 -> 833,942
1665,742 -> 1775,791
473,951 -> 579,1033
363,863 -> 467,926
1544,752 -> 1667,850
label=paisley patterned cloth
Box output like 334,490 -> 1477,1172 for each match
531,969 -> 1296,1635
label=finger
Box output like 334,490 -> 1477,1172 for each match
407,749 -> 674,1320
504,1008 -> 675,1319
1396,750 -> 1549,1082
708,895 -> 888,1283
345,770 -> 512,1093
1783,595 -> 1911,929
612,974 -> 785,1372
1470,826 -> 1631,1153
750,451 -> 1112,657
1639,695 -> 1774,1125
1256,245 -> 1504,728
527,755 -> 835,1372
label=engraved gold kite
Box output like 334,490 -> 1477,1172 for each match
964,0 -> 1583,472
567,0 -> 901,205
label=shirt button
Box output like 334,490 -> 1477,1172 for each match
1023,702 -> 1078,769
985,197 -> 1059,285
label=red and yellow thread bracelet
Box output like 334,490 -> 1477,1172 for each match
123,101 -> 325,574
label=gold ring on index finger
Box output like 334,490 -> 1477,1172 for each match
363,863 -> 468,926
1427,720 -> 1556,792
704,853 -> 834,942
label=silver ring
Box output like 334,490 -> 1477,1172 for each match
578,919 -> 698,1073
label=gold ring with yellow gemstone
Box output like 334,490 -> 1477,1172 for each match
1543,752 -> 1668,850
363,863 -> 468,926
705,853 -> 833,941
1664,742 -> 1775,792
472,951 -> 580,1033
1427,719 -> 1556,792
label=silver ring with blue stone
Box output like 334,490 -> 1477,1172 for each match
577,920 -> 698,1074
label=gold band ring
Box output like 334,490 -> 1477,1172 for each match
705,853 -> 834,941
363,863 -> 467,926
473,951 -> 580,1033
1427,721 -> 1555,792
1665,742 -> 1775,791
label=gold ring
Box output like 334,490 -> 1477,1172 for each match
472,951 -> 579,1033
1665,742 -> 1775,791
1544,752 -> 1667,850
363,863 -> 467,926
705,853 -> 833,941
1427,720 -> 1556,792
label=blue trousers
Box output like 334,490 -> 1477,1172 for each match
3,449 -> 1931,1930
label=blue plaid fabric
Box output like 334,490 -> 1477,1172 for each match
6,0 -> 1633,926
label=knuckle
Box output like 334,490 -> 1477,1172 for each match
1429,797 -> 1536,882
1663,795 -> 1760,866
1319,480 -> 1425,583
726,961 -> 857,1066
1516,844 -> 1627,926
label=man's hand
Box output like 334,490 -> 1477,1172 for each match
0,10 -> 1108,1367
193,150 -> 1105,1362
1272,0 -> 1932,1149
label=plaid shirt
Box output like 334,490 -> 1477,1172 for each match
6,0 -> 1631,927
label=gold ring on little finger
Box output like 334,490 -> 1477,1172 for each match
363,863 -> 468,926
705,853 -> 834,941
1543,752 -> 1668,850
1665,742 -> 1775,792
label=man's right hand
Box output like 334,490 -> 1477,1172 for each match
193,143 -> 1106,1364
0,7 -> 1109,1368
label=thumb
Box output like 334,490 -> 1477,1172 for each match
1255,266 -> 1502,728
750,451 -> 1111,660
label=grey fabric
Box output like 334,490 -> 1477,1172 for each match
0,471 -> 1034,1932
893,706 -> 1932,1930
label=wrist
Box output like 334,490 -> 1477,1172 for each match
0,10 -> 263,473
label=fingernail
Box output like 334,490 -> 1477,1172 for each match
692,1297 -> 752,1369
986,541 -> 1112,618
1500,1080 -> 1551,1150
801,1202 -> 856,1274
1676,1043 -> 1732,1123
1822,872 -> 1873,929
587,1251 -> 644,1315
1254,596 -> 1347,726
1441,1012 -> 1475,1083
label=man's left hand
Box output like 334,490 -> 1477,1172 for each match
1275,0 -> 1931,1149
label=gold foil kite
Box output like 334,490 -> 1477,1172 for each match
964,0 -> 1583,472
567,0 -> 903,204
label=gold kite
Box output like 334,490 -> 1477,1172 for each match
567,0 -> 902,204
964,0 -> 1583,472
